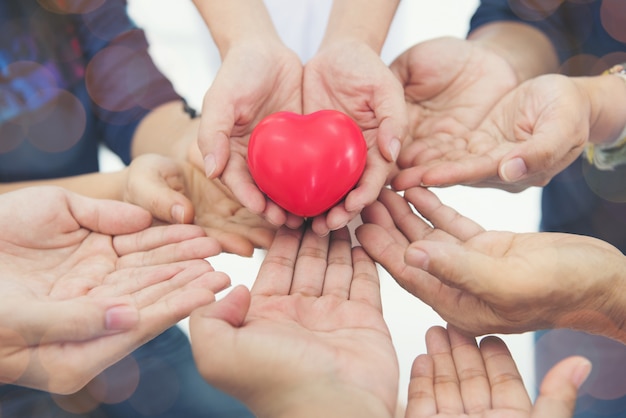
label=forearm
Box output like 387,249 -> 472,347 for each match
131,101 -> 200,161
468,21 -> 559,83
320,0 -> 400,53
574,74 -> 626,145
191,0 -> 280,56
252,384 -> 392,418
0,171 -> 126,200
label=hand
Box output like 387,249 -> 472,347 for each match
124,154 -> 277,256
197,40 -> 304,228
405,325 -> 590,418
388,37 -> 517,190
357,187 -> 626,340
394,72 -> 589,192
189,226 -> 399,418
303,39 -> 408,235
0,186 -> 230,394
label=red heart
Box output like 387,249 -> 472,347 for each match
248,110 -> 367,217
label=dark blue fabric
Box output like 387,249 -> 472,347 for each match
0,0 -> 180,180
470,2 -> 626,416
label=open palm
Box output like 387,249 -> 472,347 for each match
0,186 -> 229,394
190,226 -> 399,417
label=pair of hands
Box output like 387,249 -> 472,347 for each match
390,37 -> 591,192
197,37 -> 407,236
123,153 -> 276,256
357,186 -> 626,342
0,186 -> 231,394
189,223 -> 588,418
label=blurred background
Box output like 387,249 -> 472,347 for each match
100,0 -> 542,408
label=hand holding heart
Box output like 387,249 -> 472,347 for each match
197,38 -> 408,235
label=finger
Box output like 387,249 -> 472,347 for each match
9,299 -> 139,345
126,162 -> 195,224
377,188 -> 438,243
222,152 -> 268,216
404,239 -> 509,298
113,223 -> 207,255
197,90 -> 235,179
532,356 -> 590,418
403,187 -> 485,241
321,227 -> 353,299
316,204 -> 360,236
343,150 -> 390,214
348,246 -> 383,312
373,79 -> 408,163
480,335 -> 532,411
424,326 -> 464,414
67,192 -> 153,235
116,236 -> 222,269
359,196 -> 411,248
446,326 -> 492,413
290,226 -> 330,296
120,261 -> 226,310
188,286 -> 252,387
252,226 -> 304,296
405,354 -> 438,418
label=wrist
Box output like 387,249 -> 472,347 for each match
577,65 -> 626,170
192,0 -> 281,56
320,0 -> 399,53
252,382 -> 393,418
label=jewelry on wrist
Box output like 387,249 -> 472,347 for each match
584,63 -> 626,170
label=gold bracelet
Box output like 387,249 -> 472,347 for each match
584,63 -> 626,171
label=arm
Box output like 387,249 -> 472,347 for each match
467,21 -> 559,83
320,0 -> 400,53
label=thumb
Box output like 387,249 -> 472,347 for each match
532,356 -> 590,418
13,300 -> 139,345
197,93 -> 235,179
404,240 -> 499,295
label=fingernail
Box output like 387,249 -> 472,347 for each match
405,247 -> 429,269
204,154 -> 216,178
171,204 -> 185,224
388,138 -> 401,162
571,358 -> 592,389
105,305 -> 139,330
500,157 -> 527,182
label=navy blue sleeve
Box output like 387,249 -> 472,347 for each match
75,0 -> 181,164
469,0 -> 603,66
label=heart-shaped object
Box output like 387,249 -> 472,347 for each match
248,110 -> 367,217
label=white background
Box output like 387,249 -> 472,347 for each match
100,0 -> 543,408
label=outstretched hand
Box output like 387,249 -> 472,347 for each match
390,37 -> 517,190
393,72 -> 589,192
405,325 -> 589,418
124,154 -> 276,256
303,39 -> 408,235
190,225 -> 399,418
0,186 -> 230,394
197,41 -> 304,228
357,187 -> 625,339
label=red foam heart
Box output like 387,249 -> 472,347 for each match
248,110 -> 367,217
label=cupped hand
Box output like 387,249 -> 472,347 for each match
197,40 -> 304,228
0,186 -> 230,394
124,153 -> 277,256
388,37 -> 518,190
303,39 -> 408,235
357,187 -> 625,338
405,325 -> 589,418
190,225 -> 399,418
394,72 -> 590,192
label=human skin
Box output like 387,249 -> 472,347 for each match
189,225 -> 399,418
0,186 -> 231,394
